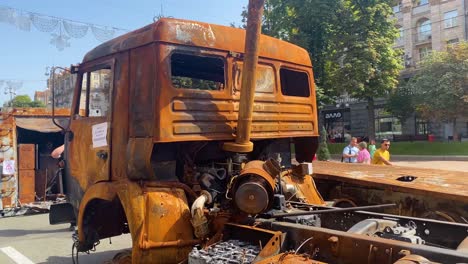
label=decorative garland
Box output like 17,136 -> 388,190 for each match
0,5 -> 128,51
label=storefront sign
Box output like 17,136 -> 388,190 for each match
325,112 -> 342,119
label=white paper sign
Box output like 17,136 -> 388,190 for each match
2,160 -> 15,175
92,122 -> 108,148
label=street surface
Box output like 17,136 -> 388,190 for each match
392,161 -> 468,172
0,214 -> 131,264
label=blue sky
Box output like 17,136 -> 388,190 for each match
0,0 -> 247,105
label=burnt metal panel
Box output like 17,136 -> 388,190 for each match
154,45 -> 318,143
129,44 -> 155,137
313,161 -> 468,222
18,169 -> 35,203
18,144 -> 35,170
83,18 -> 312,67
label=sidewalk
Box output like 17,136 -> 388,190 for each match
330,154 -> 468,161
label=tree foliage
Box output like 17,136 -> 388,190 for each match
9,95 -> 45,108
324,0 -> 401,139
325,0 -> 402,100
404,42 -> 468,137
386,82 -> 415,123
317,126 -> 331,161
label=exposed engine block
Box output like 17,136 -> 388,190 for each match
189,240 -> 260,264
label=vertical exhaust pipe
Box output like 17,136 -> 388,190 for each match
223,0 -> 265,153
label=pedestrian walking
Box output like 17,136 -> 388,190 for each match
357,141 -> 371,164
342,137 -> 359,163
368,139 -> 376,158
371,139 -> 393,165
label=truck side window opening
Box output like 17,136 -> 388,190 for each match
280,68 -> 310,97
233,63 -> 275,93
171,53 -> 225,90
78,68 -> 111,117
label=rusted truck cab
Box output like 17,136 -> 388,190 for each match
51,16 -> 468,264
57,18 -> 319,262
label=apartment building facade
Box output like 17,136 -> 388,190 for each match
320,0 -> 468,141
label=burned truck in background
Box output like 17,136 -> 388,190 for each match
49,1 -> 468,263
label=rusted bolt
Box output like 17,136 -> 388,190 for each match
373,246 -> 378,252
249,195 -> 255,200
385,249 -> 390,254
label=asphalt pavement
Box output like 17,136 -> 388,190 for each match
0,214 -> 131,264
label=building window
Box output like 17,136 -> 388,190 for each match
418,19 -> 431,41
419,46 -> 432,60
323,109 -> 351,143
171,53 -> 225,91
374,108 -> 402,139
280,68 -> 310,97
415,0 -> 428,6
444,10 -> 457,28
397,27 -> 405,41
447,38 -> 459,46
393,2 -> 402,13
416,118 -> 428,135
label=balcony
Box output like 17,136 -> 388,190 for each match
412,4 -> 430,15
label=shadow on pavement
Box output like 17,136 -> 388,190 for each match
39,249 -> 129,264
0,228 -> 71,237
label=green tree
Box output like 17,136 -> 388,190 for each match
407,42 -> 468,140
9,95 -> 46,108
317,126 -> 331,161
324,0 -> 402,140
30,100 -> 46,108
386,82 -> 415,124
11,95 -> 33,107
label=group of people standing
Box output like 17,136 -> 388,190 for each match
342,137 -> 392,165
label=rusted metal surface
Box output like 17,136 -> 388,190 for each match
68,116 -> 109,190
223,0 -> 264,153
83,19 -> 312,67
260,220 -> 468,263
312,161 -> 468,222
18,169 -> 35,204
18,144 -> 35,170
255,253 -> 327,264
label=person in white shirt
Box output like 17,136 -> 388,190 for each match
342,137 -> 359,163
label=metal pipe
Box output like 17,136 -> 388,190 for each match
140,239 -> 201,249
261,203 -> 397,219
223,0 -> 265,153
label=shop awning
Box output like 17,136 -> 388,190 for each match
15,117 -> 68,133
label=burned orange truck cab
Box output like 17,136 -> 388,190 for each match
52,16 -> 468,264
57,18 -> 320,262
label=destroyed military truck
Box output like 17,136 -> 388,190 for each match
49,1 -> 468,263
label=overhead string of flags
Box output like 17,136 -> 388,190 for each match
0,5 -> 129,51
